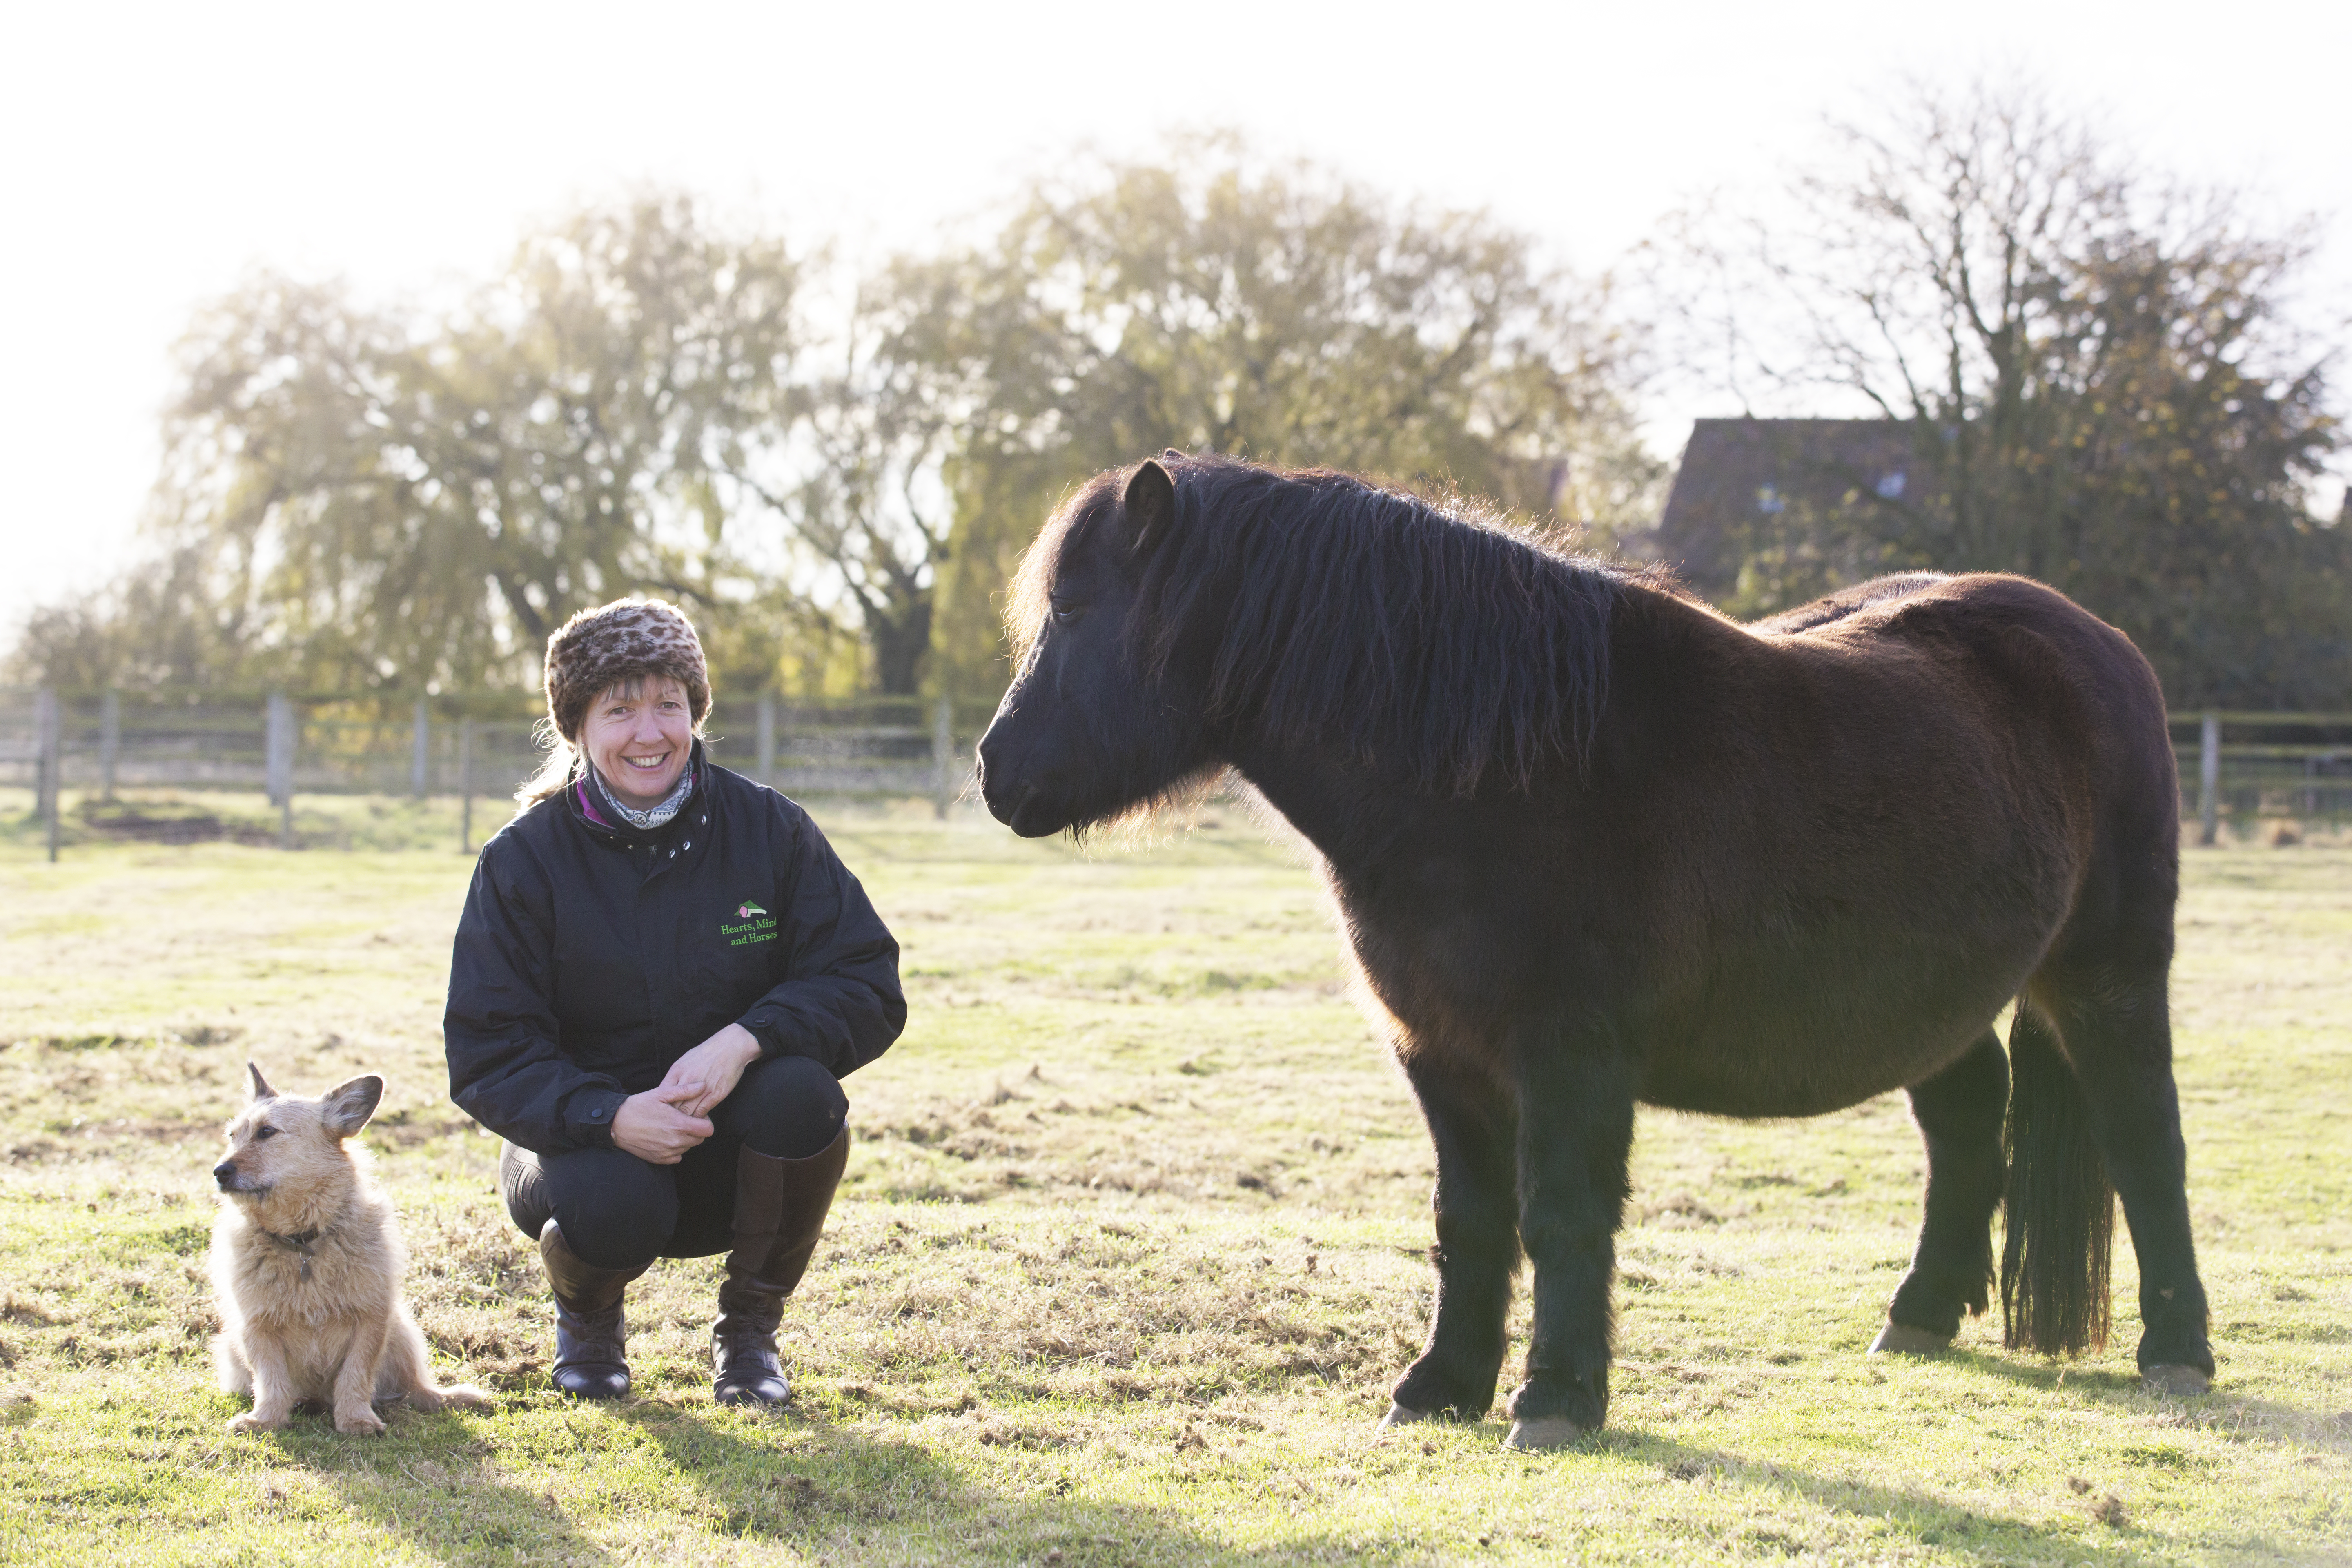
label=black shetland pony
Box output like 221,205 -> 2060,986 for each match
976,454 -> 2213,1450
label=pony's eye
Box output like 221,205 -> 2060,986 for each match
1049,601 -> 1081,625
252,1125 -> 277,1141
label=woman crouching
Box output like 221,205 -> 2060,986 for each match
443,597 -> 904,1403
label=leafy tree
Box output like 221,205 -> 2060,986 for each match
917,140 -> 1660,704
718,278 -> 956,695
15,197 -> 807,696
4,544 -> 244,691
11,153 -> 1663,712
399,195 -> 804,672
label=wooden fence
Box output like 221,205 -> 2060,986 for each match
2171,710 -> 2352,845
2,688 -> 987,860
5,690 -> 2348,861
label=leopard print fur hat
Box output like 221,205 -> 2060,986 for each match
541,597 -> 712,742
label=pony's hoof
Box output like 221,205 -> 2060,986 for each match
1501,1416 -> 1588,1452
2143,1364 -> 2211,1397
1867,1321 -> 1954,1356
1376,1403 -> 1434,1434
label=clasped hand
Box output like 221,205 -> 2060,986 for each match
610,1023 -> 762,1164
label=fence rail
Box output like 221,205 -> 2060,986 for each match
2167,711 -> 2352,845
6,690 -> 2348,860
2,688 -> 991,860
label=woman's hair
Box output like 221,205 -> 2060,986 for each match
517,597 -> 714,807
516,673 -> 708,806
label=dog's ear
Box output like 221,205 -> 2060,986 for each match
246,1061 -> 278,1102
319,1076 -> 384,1139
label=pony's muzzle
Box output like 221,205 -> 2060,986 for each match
991,781 -> 1047,834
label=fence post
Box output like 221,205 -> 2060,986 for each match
932,694 -> 955,820
100,689 -> 120,801
459,718 -> 474,854
2196,710 -> 2221,846
757,692 -> 777,789
412,697 -> 430,799
37,688 -> 61,863
266,692 -> 296,850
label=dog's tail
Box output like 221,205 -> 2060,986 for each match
388,1307 -> 494,1412
408,1381 -> 494,1412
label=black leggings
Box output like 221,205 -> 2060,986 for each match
500,1054 -> 847,1270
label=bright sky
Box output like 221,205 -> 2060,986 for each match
4,0 -> 2347,639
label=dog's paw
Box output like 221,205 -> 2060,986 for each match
227,1411 -> 281,1434
334,1406 -> 387,1436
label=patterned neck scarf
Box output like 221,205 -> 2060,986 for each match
589,759 -> 697,831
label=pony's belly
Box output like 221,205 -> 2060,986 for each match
1634,996 -> 2005,1117
1622,899 -> 2047,1116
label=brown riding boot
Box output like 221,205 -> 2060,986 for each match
540,1219 -> 650,1401
713,1126 -> 849,1406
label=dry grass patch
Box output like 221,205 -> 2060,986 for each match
0,811 -> 2346,1564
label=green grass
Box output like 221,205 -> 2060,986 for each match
0,798 -> 2346,1565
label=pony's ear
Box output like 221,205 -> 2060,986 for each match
1120,459 -> 1178,561
319,1076 -> 384,1139
246,1061 -> 278,1102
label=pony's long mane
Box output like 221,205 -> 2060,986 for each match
1010,454 -> 1624,795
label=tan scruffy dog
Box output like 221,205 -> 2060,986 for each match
211,1062 -> 490,1434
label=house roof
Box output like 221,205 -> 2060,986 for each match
1655,418 -> 1925,597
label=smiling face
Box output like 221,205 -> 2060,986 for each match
579,675 -> 695,808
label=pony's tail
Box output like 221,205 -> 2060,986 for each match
2000,1003 -> 2114,1356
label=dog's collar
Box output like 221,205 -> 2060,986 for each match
258,1223 -> 333,1280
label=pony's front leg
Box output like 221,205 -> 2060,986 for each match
1505,1018 -> 1634,1449
1384,1049 -> 1517,1428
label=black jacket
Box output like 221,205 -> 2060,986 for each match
443,748 -> 904,1154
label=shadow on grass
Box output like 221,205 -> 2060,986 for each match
269,1389 -> 1254,1567
281,1377 -> 2304,1567
1941,1345 -> 2351,1445
256,1403 -> 617,1566
613,1399 -> 1242,1566
1566,1426 -> 2199,1566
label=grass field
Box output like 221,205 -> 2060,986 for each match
0,791 -> 2347,1566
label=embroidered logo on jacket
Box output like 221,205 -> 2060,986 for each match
722,900 -> 780,947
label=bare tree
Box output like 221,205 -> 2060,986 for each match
1652,78 -> 2348,704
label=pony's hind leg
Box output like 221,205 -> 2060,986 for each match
1501,1018 -> 1634,1450
1875,1031 -> 2008,1353
1384,1049 -> 1518,1428
2029,972 -> 2214,1391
